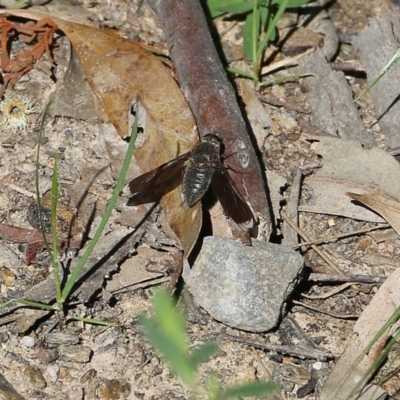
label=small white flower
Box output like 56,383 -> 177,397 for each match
0,92 -> 35,132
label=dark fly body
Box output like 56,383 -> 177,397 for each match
120,135 -> 255,235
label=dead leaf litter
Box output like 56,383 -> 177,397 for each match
0,0 -> 399,399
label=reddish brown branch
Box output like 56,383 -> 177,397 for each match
147,0 -> 272,240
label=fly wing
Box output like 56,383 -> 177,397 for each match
211,162 -> 255,235
120,152 -> 190,197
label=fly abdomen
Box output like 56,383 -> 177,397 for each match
182,163 -> 214,206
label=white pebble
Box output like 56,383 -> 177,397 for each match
44,365 -> 59,383
21,336 -> 35,347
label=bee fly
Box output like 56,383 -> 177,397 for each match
120,134 -> 255,235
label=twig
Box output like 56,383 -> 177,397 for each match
251,348 -> 285,400
292,299 -> 359,319
282,169 -> 301,247
330,60 -> 365,73
110,276 -> 170,295
280,315 -> 320,350
260,48 -> 315,76
0,314 -> 22,326
292,224 -> 391,249
0,224 -> 81,248
0,223 -> 81,264
203,333 -> 333,361
300,282 -> 357,299
307,273 -> 385,284
281,211 -> 344,276
6,182 -> 36,198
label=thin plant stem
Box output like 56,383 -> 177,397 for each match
68,315 -> 119,326
61,104 -> 139,301
328,307 -> 400,400
34,101 -> 63,313
0,298 -> 56,311
35,102 -> 52,252
354,48 -> 400,101
256,0 -> 290,63
226,67 -> 255,80
252,0 -> 260,83
50,153 -> 62,309
259,73 -> 313,87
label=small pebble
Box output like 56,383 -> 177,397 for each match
35,347 -> 59,364
98,379 -> 132,400
22,366 -> 46,389
46,332 -> 80,346
21,163 -> 37,173
0,243 -> 20,266
0,332 -> 9,343
2,267 -> 16,287
21,336 -> 35,348
67,385 -> 84,400
44,365 -> 59,383
59,345 -> 92,363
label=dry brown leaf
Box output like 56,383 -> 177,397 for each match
1,9 -> 202,255
300,135 -> 400,223
347,192 -> 400,236
320,267 -> 400,399
302,176 -> 385,223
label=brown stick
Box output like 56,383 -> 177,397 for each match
0,224 -> 81,264
0,224 -> 81,248
146,0 -> 272,239
202,333 -> 333,361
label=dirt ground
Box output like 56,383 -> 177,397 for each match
0,0 -> 400,399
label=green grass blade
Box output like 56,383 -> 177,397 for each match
35,100 -> 63,307
190,342 -> 219,368
0,299 -> 15,310
7,0 -> 30,8
215,1 -> 254,15
50,152 -> 62,303
226,67 -> 256,79
256,0 -> 290,62
35,101 -> 53,254
61,105 -> 139,301
0,298 -> 56,311
328,306 -> 400,399
259,5 -> 271,33
68,316 -> 119,326
347,327 -> 400,399
206,0 -> 252,18
206,375 -> 222,400
221,381 -> 277,399
354,48 -> 400,101
152,290 -> 188,353
374,331 -> 400,390
243,10 -> 257,62
272,0 -> 314,6
139,313 -> 196,387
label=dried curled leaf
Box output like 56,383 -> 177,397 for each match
1,9 -> 201,255
347,192 -> 400,236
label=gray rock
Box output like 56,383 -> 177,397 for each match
183,237 -> 303,332
59,345 -> 92,363
0,243 -> 20,266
